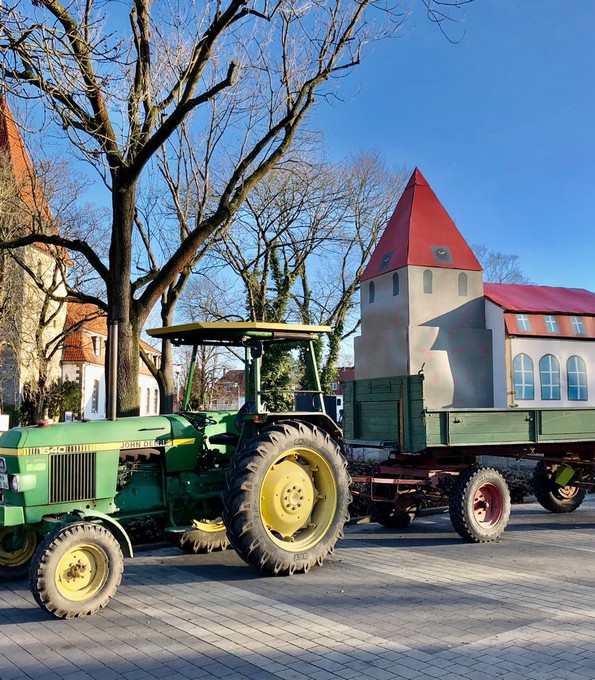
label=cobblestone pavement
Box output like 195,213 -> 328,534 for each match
2,496 -> 595,680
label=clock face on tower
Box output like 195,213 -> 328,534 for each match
432,245 -> 453,264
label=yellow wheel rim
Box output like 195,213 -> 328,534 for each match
55,544 -> 109,601
0,527 -> 37,567
191,518 -> 226,533
260,446 -> 337,552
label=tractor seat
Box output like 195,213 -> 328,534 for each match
208,402 -> 256,447
208,432 -> 240,446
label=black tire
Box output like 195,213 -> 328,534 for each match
449,466 -> 511,543
532,461 -> 586,513
369,503 -> 415,529
29,522 -> 123,619
223,420 -> 351,576
0,528 -> 38,581
178,521 -> 230,554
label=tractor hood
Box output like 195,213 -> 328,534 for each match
0,416 -> 177,453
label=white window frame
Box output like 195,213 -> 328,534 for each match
571,317 -> 586,335
513,354 -> 534,400
567,356 -> 588,401
516,314 -> 531,332
544,316 -> 559,333
539,354 -> 561,400
91,380 -> 100,413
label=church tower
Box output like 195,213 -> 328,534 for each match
354,168 -> 494,408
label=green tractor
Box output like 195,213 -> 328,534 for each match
0,322 -> 350,618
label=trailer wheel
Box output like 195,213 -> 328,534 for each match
223,421 -> 350,576
449,466 -> 511,543
0,527 -> 38,581
29,522 -> 123,619
532,461 -> 586,513
178,519 -> 230,554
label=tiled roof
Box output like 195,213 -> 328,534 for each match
62,331 -> 102,364
63,303 -> 161,370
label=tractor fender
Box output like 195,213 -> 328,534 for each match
265,412 -> 341,440
67,509 -> 134,558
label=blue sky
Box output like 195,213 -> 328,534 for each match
313,1 -> 595,290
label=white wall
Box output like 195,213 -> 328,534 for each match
82,364 -> 106,420
139,373 -> 160,416
485,301 -> 508,407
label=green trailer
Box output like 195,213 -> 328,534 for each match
344,374 -> 595,540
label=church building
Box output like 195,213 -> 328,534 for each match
355,168 -> 595,409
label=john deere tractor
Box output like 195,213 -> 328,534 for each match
0,322 -> 350,618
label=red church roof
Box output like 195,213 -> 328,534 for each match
361,168 -> 482,281
484,283 -> 595,315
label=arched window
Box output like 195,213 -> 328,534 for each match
91,380 -> 100,413
392,272 -> 399,296
368,281 -> 375,304
513,354 -> 534,400
458,272 -> 468,297
539,355 -> 560,400
567,356 -> 588,401
423,269 -> 433,294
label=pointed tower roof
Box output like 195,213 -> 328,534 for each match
0,94 -> 54,226
361,168 -> 482,281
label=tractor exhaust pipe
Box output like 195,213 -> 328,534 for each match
107,320 -> 118,421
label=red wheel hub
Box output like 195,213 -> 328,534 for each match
472,483 -> 503,527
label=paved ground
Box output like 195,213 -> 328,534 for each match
2,496 -> 595,680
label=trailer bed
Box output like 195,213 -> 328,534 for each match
343,375 -> 595,454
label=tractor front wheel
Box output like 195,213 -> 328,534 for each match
178,519 -> 230,554
29,522 -> 123,619
532,461 -> 586,513
223,421 -> 350,575
0,527 -> 38,581
449,466 -> 511,542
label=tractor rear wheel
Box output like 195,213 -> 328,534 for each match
29,522 -> 123,619
223,420 -> 350,575
0,527 -> 38,581
178,519 -> 230,554
449,466 -> 511,542
532,461 -> 586,513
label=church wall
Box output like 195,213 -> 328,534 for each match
356,268 -> 409,379
17,247 -> 68,391
407,266 -> 486,328
409,325 -> 493,408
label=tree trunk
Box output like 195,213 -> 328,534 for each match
157,302 -> 176,413
108,177 -> 140,417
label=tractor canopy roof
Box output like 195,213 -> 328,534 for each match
146,321 -> 331,347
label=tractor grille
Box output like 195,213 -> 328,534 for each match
49,451 -> 96,503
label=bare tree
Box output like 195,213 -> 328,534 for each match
196,151 -> 408,400
0,0 -> 474,416
472,244 -> 532,284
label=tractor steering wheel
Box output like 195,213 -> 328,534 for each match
181,411 -> 217,430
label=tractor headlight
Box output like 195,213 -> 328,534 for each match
0,457 -> 6,474
8,474 -> 36,492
